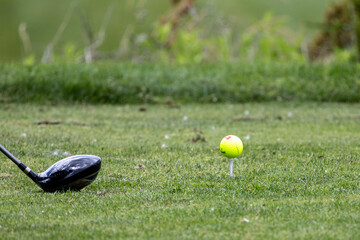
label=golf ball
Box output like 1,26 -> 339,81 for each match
220,135 -> 243,158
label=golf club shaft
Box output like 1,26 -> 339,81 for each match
0,143 -> 35,177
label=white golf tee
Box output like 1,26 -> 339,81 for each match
229,158 -> 234,178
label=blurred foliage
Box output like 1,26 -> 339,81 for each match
16,1 -> 309,64
3,0 -> 360,64
240,12 -> 305,63
352,0 -> 360,58
0,0 -> 339,63
308,0 -> 355,61
151,23 -> 231,64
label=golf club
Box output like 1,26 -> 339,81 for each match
0,144 -> 101,192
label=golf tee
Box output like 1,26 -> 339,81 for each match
229,158 -> 234,178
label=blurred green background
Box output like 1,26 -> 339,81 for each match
1,0 -> 336,62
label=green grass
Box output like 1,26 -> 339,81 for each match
0,102 -> 359,239
1,63 -> 360,104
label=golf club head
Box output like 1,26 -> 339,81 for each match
35,155 -> 101,192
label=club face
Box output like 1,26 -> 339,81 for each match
36,155 -> 101,192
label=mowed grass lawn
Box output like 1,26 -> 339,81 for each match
0,102 -> 359,239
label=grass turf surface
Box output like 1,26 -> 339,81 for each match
0,102 -> 359,239
1,63 -> 360,104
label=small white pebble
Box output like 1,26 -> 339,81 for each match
21,133 -> 27,138
244,135 -> 250,140
183,116 -> 188,121
63,151 -> 71,156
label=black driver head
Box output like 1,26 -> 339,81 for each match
34,155 -> 101,192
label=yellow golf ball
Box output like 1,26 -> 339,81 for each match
220,135 -> 243,158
